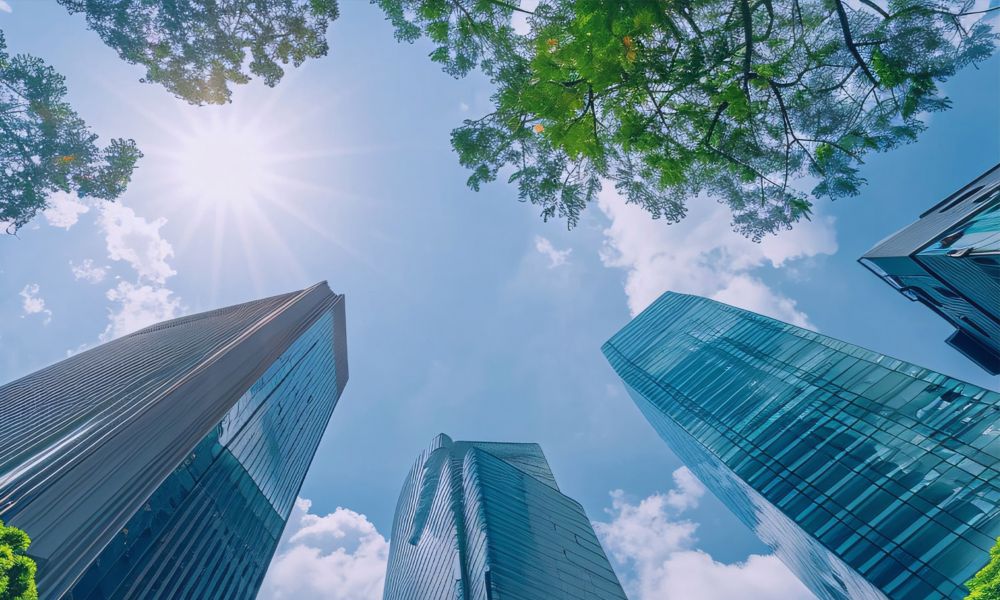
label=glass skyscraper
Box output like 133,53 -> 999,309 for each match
383,433 -> 627,600
603,292 -> 1000,600
861,163 -> 1000,375
0,282 -> 348,600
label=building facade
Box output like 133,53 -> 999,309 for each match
383,434 -> 627,600
0,282 -> 348,599
861,164 -> 1000,374
603,292 -> 1000,600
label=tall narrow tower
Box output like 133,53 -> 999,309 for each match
603,292 -> 999,600
860,163 -> 1000,374
383,434 -> 628,600
0,282 -> 348,600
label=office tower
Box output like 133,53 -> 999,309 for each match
383,433 -> 627,600
603,292 -> 1000,600
0,282 -> 348,600
861,164 -> 1000,375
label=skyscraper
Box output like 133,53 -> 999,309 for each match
861,163 -> 1000,374
0,282 -> 348,600
603,292 -> 1000,600
383,434 -> 627,600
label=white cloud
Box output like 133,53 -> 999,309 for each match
70,259 -> 108,284
43,191 -> 89,229
459,101 -> 470,112
535,235 -> 572,268
664,466 -> 706,512
0,1 -> 11,13
19,283 -> 52,324
595,468 -> 816,600
99,202 -> 176,284
99,281 -> 182,342
632,549 -> 818,600
259,498 -> 389,600
93,201 -> 184,341
598,189 -> 837,329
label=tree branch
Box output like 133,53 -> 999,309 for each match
740,0 -> 754,96
858,0 -> 889,19
832,0 -> 878,85
486,0 -> 534,16
702,101 -> 730,146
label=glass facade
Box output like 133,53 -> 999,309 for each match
861,164 -> 1000,374
603,292 -> 1000,600
383,434 -> 627,600
0,282 -> 348,600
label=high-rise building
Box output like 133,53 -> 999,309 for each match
383,434 -> 627,600
0,282 -> 348,600
603,292 -> 1000,600
861,164 -> 1000,375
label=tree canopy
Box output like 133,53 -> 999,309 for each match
968,537 -> 1000,600
0,31 -> 141,234
376,0 -> 998,239
58,0 -> 340,105
0,520 -> 36,600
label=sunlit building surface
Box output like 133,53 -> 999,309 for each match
861,164 -> 1000,374
603,292 -> 1000,600
383,434 -> 627,600
0,282 -> 348,600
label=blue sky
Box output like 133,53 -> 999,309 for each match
1,2 -> 997,598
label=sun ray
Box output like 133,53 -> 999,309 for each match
105,79 -> 378,289
257,187 -> 377,273
239,198 -> 311,285
232,203 -> 266,297
208,201 -> 229,305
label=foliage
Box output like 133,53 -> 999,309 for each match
0,31 -> 142,234
58,0 -> 341,105
968,537 -> 1000,600
0,520 -> 37,600
376,0 -> 997,239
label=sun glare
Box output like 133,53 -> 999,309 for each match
140,102 -> 326,293
133,90 -> 371,299
172,114 -> 278,205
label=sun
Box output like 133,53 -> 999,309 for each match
133,91 -> 366,298
172,115 -> 276,205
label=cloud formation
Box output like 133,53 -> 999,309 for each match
99,281 -> 182,342
0,1 -> 11,13
70,259 -> 108,284
100,203 -> 176,284
664,466 -> 706,512
19,283 -> 52,324
259,498 -> 389,600
535,235 -> 572,269
43,191 -> 90,229
594,468 -> 816,600
96,202 -> 183,340
598,190 -> 837,329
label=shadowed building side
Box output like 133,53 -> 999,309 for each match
383,434 -> 628,600
0,282 -> 348,600
603,292 -> 1000,600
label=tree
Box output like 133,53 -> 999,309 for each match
57,0 -> 340,105
0,31 -> 142,234
0,520 -> 36,600
376,0 -> 997,239
968,537 -> 1000,599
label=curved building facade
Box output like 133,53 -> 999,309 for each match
0,282 -> 348,599
383,434 -> 627,600
603,292 -> 1000,600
